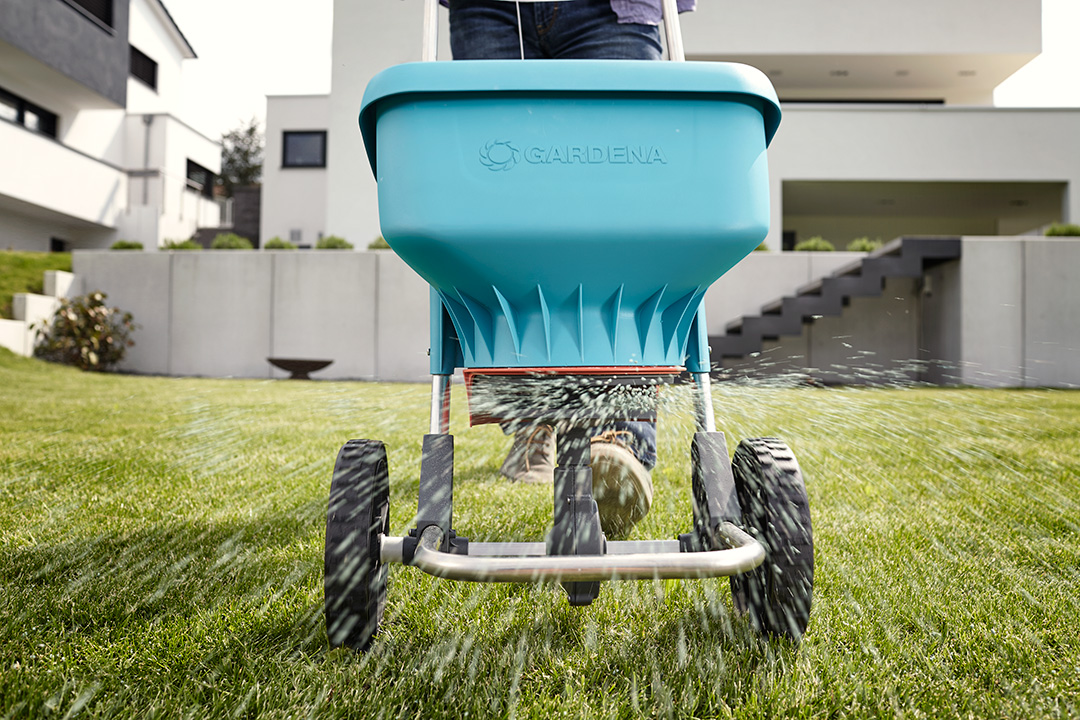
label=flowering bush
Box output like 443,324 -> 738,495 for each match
34,291 -> 136,372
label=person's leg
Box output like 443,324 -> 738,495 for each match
532,0 -> 663,60
448,0 -> 544,59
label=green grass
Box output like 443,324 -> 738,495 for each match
0,251 -> 72,319
1,348 -> 1078,718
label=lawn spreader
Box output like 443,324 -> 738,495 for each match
324,0 -> 813,652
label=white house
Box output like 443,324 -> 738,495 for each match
259,1 -> 1078,251
0,0 -> 222,251
261,94 -> 330,248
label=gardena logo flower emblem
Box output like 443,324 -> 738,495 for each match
479,140 -> 520,171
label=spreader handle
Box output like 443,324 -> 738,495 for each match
421,0 -> 685,62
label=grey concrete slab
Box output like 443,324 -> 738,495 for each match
959,238 -> 1025,387
806,276 -> 920,384
74,251 -> 173,374
375,252 -> 430,382
1023,239 -> 1080,388
705,253 -> 813,332
270,251 -> 377,380
170,252 -> 273,378
920,259 -> 964,385
0,318 -> 31,356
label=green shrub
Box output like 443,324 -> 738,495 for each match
110,240 -> 144,251
793,236 -> 835,252
1045,223 -> 1080,236
846,237 -> 881,252
162,239 -> 202,250
754,241 -> 769,252
316,235 -> 353,250
33,291 -> 136,372
210,233 -> 254,250
368,236 -> 391,250
264,237 -> 297,250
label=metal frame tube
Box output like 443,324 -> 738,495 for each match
692,371 -> 716,433
430,375 -> 452,434
661,0 -> 685,62
422,0 -> 439,61
405,523 -> 763,582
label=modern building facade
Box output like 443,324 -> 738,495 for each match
295,0 -> 1079,256
0,0 -> 222,251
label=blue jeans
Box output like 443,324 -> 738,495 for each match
448,0 -> 663,60
451,0 -> 661,470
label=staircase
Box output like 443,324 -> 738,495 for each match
710,237 -> 962,361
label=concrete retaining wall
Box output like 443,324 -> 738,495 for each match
723,237 -> 1080,388
72,250 -> 428,380
71,238 -> 1080,387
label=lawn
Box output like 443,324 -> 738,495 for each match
0,251 -> 72,319
1,348 -> 1078,718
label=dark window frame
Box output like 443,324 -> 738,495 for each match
186,159 -> 216,199
59,0 -> 115,32
282,130 -> 328,169
0,86 -> 59,139
130,45 -> 158,91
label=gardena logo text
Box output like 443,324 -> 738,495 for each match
479,141 -> 667,170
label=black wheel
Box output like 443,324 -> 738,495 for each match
729,438 -> 814,643
324,439 -> 390,651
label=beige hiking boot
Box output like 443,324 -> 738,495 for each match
499,424 -> 555,483
590,430 -> 653,539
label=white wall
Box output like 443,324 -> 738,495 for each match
126,0 -> 192,118
683,0 -> 1040,57
0,120 -> 126,233
262,95 -> 330,247
767,107 -> 1080,250
0,199 -> 115,251
327,0 -> 448,258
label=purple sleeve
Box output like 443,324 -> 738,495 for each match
611,0 -> 697,25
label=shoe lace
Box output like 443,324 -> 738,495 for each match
591,429 -> 635,449
523,424 -> 554,473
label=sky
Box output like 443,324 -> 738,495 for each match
167,0 -> 1080,141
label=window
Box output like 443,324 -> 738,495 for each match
282,131 -> 327,168
186,159 -> 215,199
130,46 -> 158,91
0,86 -> 59,139
61,0 -> 114,29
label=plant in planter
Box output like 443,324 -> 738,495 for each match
1045,223 -> 1080,236
264,237 -> 297,249
110,240 -> 144,250
846,237 -> 881,252
793,236 -> 835,252
317,235 -> 353,250
162,239 -> 202,250
210,233 -> 254,250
